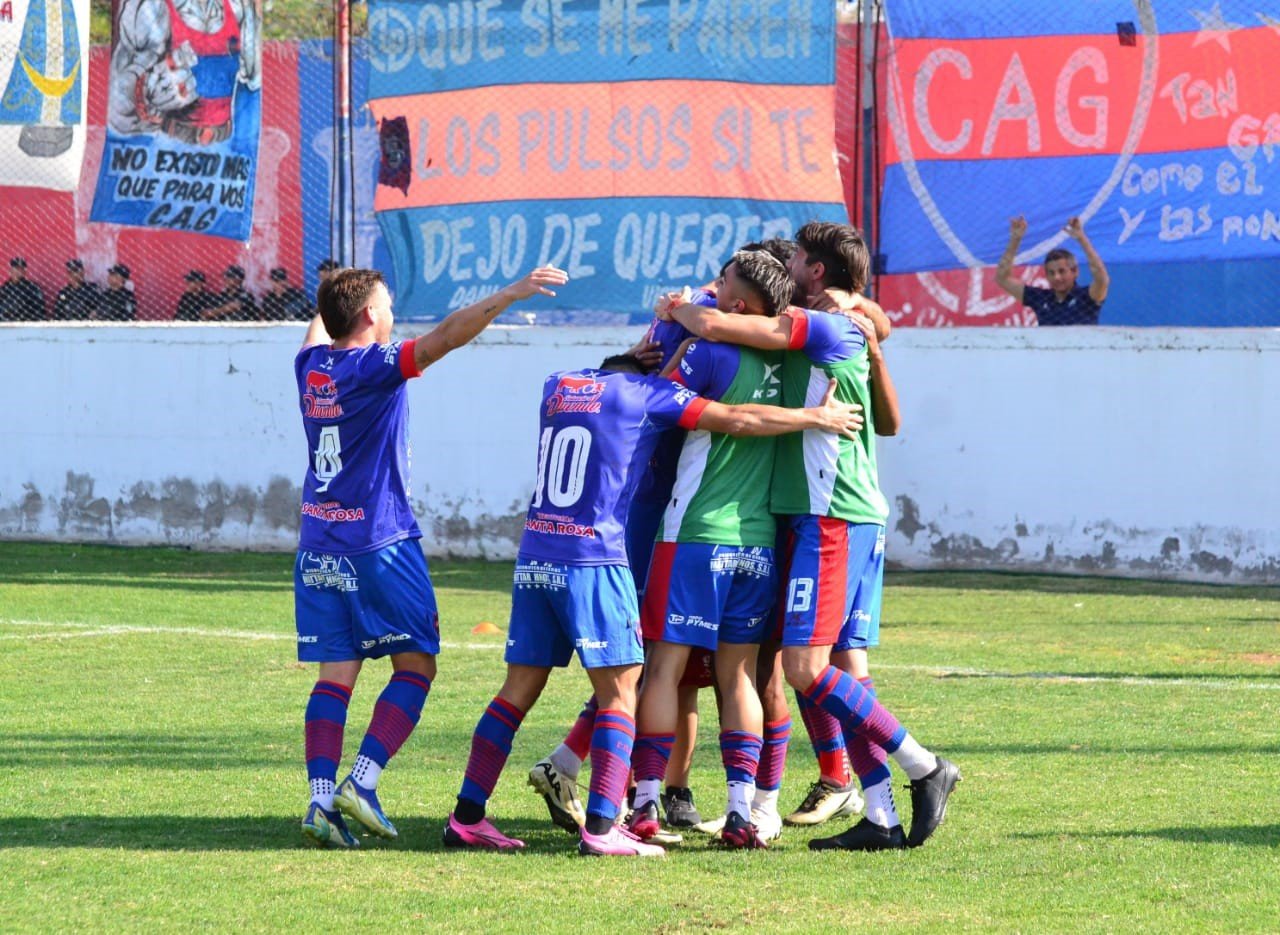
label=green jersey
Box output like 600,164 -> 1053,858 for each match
655,339 -> 781,546
769,308 -> 889,525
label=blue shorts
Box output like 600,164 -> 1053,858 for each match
294,539 -> 440,662
641,542 -> 776,651
506,560 -> 643,670
779,517 -> 884,650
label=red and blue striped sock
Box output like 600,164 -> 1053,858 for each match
351,670 -> 431,789
720,730 -> 763,820
586,709 -> 636,831
802,665 -> 905,751
796,690 -> 850,786
457,696 -> 525,820
632,731 -> 676,808
563,695 -> 599,762
844,677 -> 891,789
305,680 -> 351,809
755,716 -> 791,793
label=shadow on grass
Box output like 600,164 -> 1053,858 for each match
885,569 -> 1280,601
0,815 -> 580,853
1013,826 -> 1280,848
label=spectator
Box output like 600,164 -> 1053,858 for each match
995,216 -> 1110,325
175,270 -> 218,321
0,257 -> 47,321
205,265 -> 260,321
53,259 -> 100,320
261,267 -> 312,321
317,258 -> 339,284
99,264 -> 138,322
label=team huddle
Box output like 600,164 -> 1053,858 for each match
291,221 -> 960,857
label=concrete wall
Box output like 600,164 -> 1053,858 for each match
6,323 -> 1278,583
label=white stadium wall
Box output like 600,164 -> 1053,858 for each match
5,324 -> 1279,584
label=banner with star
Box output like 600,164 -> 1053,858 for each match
0,0 -> 90,190
877,0 -> 1279,276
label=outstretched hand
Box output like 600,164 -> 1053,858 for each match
1009,215 -> 1028,239
1065,216 -> 1085,240
813,379 -> 864,439
507,266 -> 569,301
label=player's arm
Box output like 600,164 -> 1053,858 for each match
693,379 -> 862,439
847,313 -> 901,436
301,311 -> 331,348
411,266 -> 568,372
659,338 -> 697,379
1067,217 -> 1110,304
809,289 -> 892,343
995,215 -> 1027,303
665,303 -> 793,351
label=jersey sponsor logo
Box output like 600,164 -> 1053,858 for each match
301,501 -> 367,523
299,552 -> 360,591
303,370 -> 344,419
546,375 -> 606,416
672,387 -> 697,406
382,343 -> 401,366
523,518 -> 596,538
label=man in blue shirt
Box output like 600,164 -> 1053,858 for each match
294,264 -> 568,849
996,216 -> 1110,325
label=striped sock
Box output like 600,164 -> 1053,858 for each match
562,695 -> 599,763
632,732 -> 676,808
587,709 -> 636,828
844,677 -> 891,790
351,670 -> 431,790
797,690 -> 850,786
305,680 -> 351,810
457,697 -> 525,817
755,716 -> 791,794
802,665 -> 935,779
720,730 -> 763,821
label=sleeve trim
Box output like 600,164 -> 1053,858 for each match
399,339 -> 422,379
678,396 -> 711,430
783,308 -> 808,350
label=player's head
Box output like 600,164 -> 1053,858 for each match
717,249 -> 791,318
318,268 -> 391,342
791,221 -> 870,301
599,353 -> 647,374
1043,248 -> 1078,297
740,238 -> 798,268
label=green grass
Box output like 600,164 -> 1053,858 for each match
2,543 -> 1278,932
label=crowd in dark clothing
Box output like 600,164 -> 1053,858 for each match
1,257 -> 334,323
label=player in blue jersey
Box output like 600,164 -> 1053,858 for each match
446,351 -> 865,856
662,221 -> 960,851
294,264 -> 568,849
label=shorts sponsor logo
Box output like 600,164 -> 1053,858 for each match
709,547 -> 773,578
300,552 -> 360,591
546,375 -> 605,416
685,615 -> 716,631
514,560 -> 569,590
575,637 -> 608,650
667,613 -> 685,626
375,632 -> 412,646
852,610 -> 872,625
297,635 -> 318,643
303,370 -> 344,419
360,639 -> 376,650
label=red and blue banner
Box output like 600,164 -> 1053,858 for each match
89,0 -> 263,241
879,0 -> 1280,277
366,0 -> 848,315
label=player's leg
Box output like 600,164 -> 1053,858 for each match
713,642 -> 767,848
335,542 -> 441,840
446,560 -> 571,850
752,639 -> 790,838
528,694 -> 595,832
295,549 -> 367,848
780,517 -> 960,850
568,565 -> 664,857
661,663 -> 707,828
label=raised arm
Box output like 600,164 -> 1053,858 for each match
995,215 -> 1028,303
301,311 -> 332,349
1067,217 -> 1110,304
667,303 -> 793,350
412,266 -> 568,372
693,379 -> 862,439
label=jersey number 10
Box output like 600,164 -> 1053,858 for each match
531,426 -> 591,509
314,425 -> 343,493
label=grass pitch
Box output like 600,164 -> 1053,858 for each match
2,543 -> 1277,932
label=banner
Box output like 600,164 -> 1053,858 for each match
90,0 -> 263,241
366,0 -> 848,314
0,0 -> 89,190
879,0 -> 1280,274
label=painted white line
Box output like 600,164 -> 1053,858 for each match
3,619 -> 1275,689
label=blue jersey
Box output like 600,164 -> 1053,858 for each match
1022,284 -> 1102,325
294,339 -> 423,555
520,369 -> 708,566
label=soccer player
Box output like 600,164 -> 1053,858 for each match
445,352 -> 864,856
662,221 -> 961,851
294,264 -> 568,848
629,249 -> 794,850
